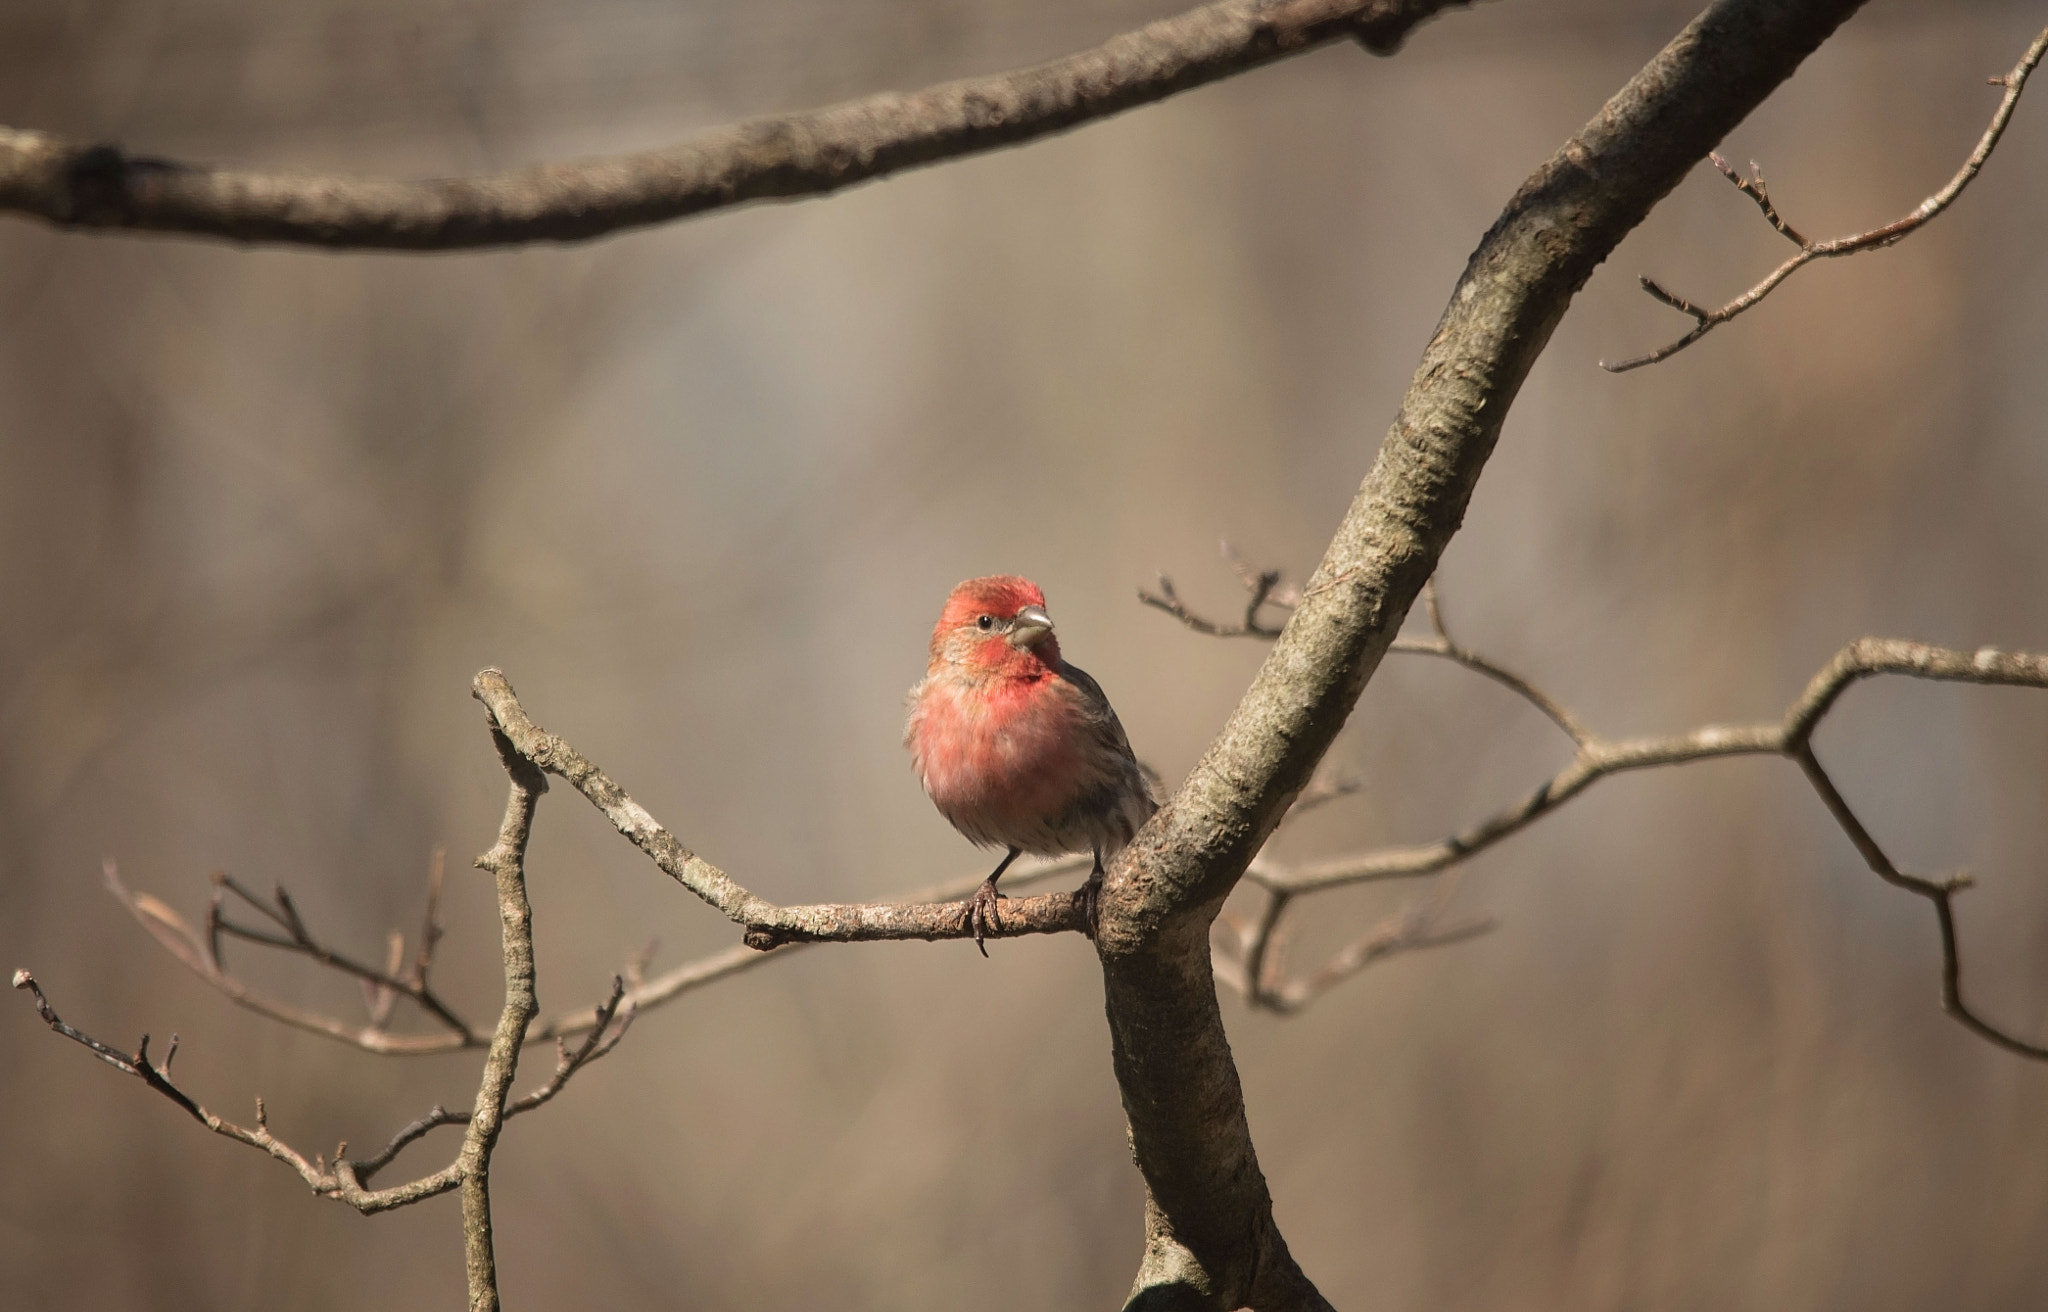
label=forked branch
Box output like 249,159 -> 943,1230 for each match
1162,555 -> 2048,1053
1602,22 -> 2048,372
471,669 -> 1092,950
15,720 -> 635,1312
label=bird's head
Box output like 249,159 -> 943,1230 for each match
929,575 -> 1061,675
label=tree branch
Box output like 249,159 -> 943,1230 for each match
1602,21 -> 2048,372
1212,874 -> 1495,1014
1157,551 -> 2048,1051
105,857 -> 488,1055
109,844 -> 1095,1058
1098,3 -> 1869,1305
470,668 -> 1091,950
14,710 -> 632,1312
0,0 -> 1469,251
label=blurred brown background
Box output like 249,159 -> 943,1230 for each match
5,1 -> 2048,1308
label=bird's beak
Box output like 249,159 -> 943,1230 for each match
1007,605 -> 1055,648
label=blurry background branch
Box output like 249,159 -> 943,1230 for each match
1161,551 -> 2048,1055
107,846 -> 1100,1056
0,0 -> 1470,250
11,2 -> 2048,1308
1602,21 -> 2048,372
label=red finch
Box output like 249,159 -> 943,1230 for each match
905,575 -> 1157,952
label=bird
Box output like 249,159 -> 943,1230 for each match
904,575 -> 1157,953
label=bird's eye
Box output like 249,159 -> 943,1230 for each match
976,614 -> 994,631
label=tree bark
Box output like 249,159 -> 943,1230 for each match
0,0 -> 1467,250
1093,1 -> 1870,1306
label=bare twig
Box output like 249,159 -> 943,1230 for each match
107,859 -> 485,1054
412,846 -> 447,989
1146,558 -> 1587,739
1601,22 -> 2048,372
1152,554 -> 2048,1049
354,976 -> 636,1183
206,868 -> 476,1039
1389,577 -> 1590,743
1140,541 -> 1299,637
0,0 -> 1470,250
19,720 -> 624,1312
12,965 -> 462,1212
1212,875 -> 1496,1013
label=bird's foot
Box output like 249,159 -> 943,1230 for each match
1077,868 -> 1105,940
962,877 -> 1008,957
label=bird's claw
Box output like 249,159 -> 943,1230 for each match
962,878 -> 1007,957
1077,869 -> 1104,940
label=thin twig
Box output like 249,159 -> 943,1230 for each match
1213,874 -> 1496,1013
1601,22 -> 2048,372
354,976 -> 636,1182
1154,553 -> 2048,1048
12,968 -> 464,1213
108,860 -> 482,1053
1141,541 -> 1300,637
19,727 -> 632,1312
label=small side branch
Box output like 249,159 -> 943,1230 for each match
1140,542 -> 1300,637
16,721 -> 637,1312
113,847 -> 1095,1055
354,975 -> 636,1183
12,968 -> 463,1213
1152,555 -> 2048,1050
106,856 -> 484,1055
1213,877 -> 1495,1013
471,669 -> 1092,951
1601,22 -> 2048,372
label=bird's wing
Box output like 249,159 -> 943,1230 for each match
1058,660 -> 1158,805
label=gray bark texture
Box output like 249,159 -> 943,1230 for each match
1092,1 -> 1869,1306
0,0 -> 1465,250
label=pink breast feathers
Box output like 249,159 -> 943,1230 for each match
909,672 -> 1090,853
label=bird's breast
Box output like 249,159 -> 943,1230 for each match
906,673 -> 1093,847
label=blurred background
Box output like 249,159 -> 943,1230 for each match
4,1 -> 2048,1307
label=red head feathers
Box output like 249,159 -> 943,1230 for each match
927,574 -> 1063,672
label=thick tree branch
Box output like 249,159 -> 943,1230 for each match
1098,3 -> 1869,1306
1602,22 -> 2048,372
0,0 -> 1467,251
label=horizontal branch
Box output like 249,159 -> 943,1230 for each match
0,0 -> 1467,250
1268,637 -> 2048,894
1151,561 -> 2048,1051
1602,21 -> 2048,372
472,668 -> 1091,950
111,848 -> 1095,1057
